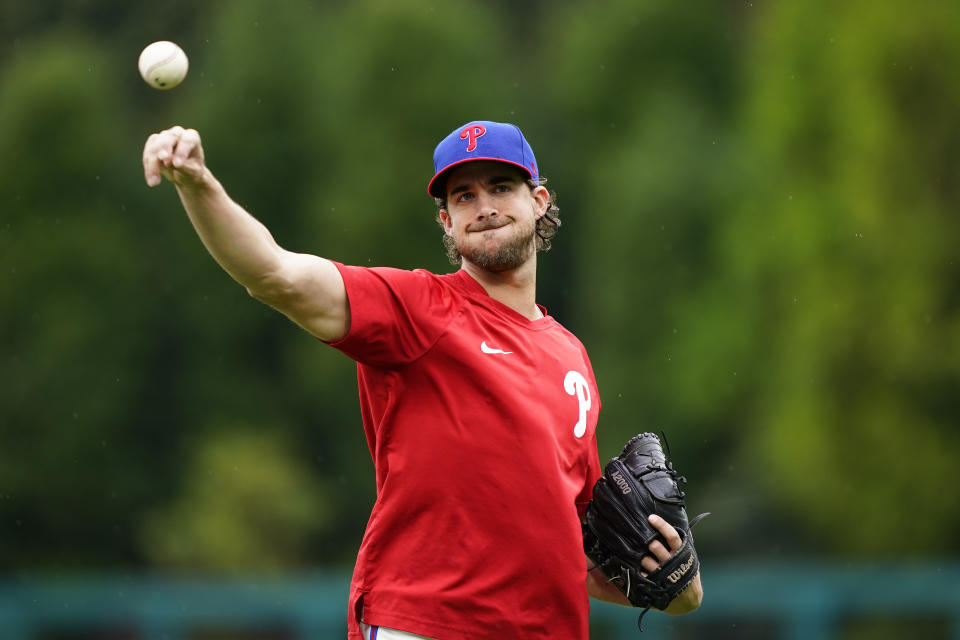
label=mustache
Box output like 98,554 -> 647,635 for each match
468,220 -> 509,232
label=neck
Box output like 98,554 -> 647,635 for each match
461,256 -> 542,320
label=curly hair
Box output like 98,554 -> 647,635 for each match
434,178 -> 561,265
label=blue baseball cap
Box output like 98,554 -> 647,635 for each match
428,120 -> 539,198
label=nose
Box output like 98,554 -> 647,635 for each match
475,191 -> 499,220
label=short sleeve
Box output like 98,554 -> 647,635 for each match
329,263 -> 459,367
572,339 -> 602,519
575,430 -> 603,519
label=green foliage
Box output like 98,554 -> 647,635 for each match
0,32 -> 164,567
140,428 -> 328,572
732,0 -> 960,554
1,0 -> 958,573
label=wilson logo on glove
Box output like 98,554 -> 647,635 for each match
667,555 -> 696,584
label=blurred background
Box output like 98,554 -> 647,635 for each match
1,0 -> 959,638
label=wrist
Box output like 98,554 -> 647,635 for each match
174,167 -> 219,198
664,570 -> 702,615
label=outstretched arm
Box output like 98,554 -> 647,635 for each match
143,126 -> 349,342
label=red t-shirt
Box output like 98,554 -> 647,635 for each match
330,264 -> 602,640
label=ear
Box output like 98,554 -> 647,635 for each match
438,208 -> 453,235
531,185 -> 549,220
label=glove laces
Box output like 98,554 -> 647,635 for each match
604,565 -> 658,632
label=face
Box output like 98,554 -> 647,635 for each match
439,161 -> 548,272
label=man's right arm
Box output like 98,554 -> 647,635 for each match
142,126 -> 349,342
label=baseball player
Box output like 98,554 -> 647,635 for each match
142,120 -> 702,639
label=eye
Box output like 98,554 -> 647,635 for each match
456,191 -> 475,202
493,183 -> 511,193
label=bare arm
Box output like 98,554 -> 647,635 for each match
586,514 -> 703,614
143,126 -> 348,342
586,559 -> 631,605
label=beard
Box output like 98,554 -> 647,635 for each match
457,217 -> 537,272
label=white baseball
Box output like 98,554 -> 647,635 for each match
138,41 -> 189,90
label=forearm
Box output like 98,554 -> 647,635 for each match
174,171 -> 286,292
586,565 -> 631,605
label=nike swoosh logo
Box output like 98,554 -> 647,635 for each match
480,341 -> 513,355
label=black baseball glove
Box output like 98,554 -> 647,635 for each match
583,432 -> 708,630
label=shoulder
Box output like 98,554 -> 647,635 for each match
335,263 -> 458,294
333,264 -> 468,323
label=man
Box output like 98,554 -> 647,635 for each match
142,120 -> 702,639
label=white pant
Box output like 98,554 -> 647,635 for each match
361,623 -> 435,640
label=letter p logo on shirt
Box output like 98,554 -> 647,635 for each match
563,371 -> 592,438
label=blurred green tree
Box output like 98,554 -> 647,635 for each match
725,0 -> 960,554
140,428 -> 329,572
0,31 -> 171,568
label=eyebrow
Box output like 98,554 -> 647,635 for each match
449,175 -> 518,197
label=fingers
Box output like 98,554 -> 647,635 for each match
640,514 -> 683,576
640,553 -> 660,575
142,133 -> 164,187
649,514 -> 683,552
172,128 -> 201,168
142,126 -> 203,187
640,539 -> 671,575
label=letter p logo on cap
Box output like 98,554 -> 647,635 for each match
460,125 -> 486,152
